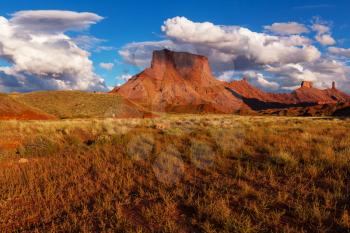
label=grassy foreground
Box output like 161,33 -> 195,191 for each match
0,115 -> 349,232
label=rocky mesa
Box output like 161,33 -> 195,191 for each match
111,49 -> 246,113
113,49 -> 350,115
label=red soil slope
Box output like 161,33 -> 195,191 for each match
0,95 -> 56,120
112,49 -> 245,113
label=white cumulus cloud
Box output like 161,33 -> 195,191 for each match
100,62 -> 114,71
119,17 -> 350,93
160,17 -> 320,66
10,10 -> 103,34
264,22 -> 309,35
312,22 -> 336,46
316,34 -> 336,46
312,23 -> 331,34
217,70 -> 236,82
120,17 -> 320,71
0,10 -> 106,92
328,47 -> 350,57
116,74 -> 132,82
242,71 -> 280,90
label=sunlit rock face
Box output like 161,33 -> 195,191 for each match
112,49 -> 246,113
113,49 -> 350,113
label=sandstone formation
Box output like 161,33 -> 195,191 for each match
301,81 -> 313,88
112,49 -> 349,115
293,81 -> 350,105
227,80 -> 350,110
112,49 -> 245,113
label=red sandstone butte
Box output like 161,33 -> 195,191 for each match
112,49 -> 246,113
112,49 -> 349,114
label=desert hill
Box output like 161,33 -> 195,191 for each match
0,94 -> 56,120
9,91 -> 154,119
111,49 -> 246,113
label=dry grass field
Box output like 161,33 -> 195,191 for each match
8,91 -> 151,119
0,115 -> 349,232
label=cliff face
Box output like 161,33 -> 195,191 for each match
150,49 -> 213,84
227,80 -> 350,110
112,49 -> 245,113
301,81 -> 313,88
293,81 -> 350,104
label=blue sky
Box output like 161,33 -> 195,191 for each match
0,0 -> 349,92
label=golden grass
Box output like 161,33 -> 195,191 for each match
0,115 -> 349,232
10,91 -> 127,119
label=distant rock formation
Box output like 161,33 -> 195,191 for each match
111,49 -> 246,113
293,81 -> 350,105
227,79 -> 350,110
111,49 -> 350,115
226,80 -> 300,110
301,81 -> 313,88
